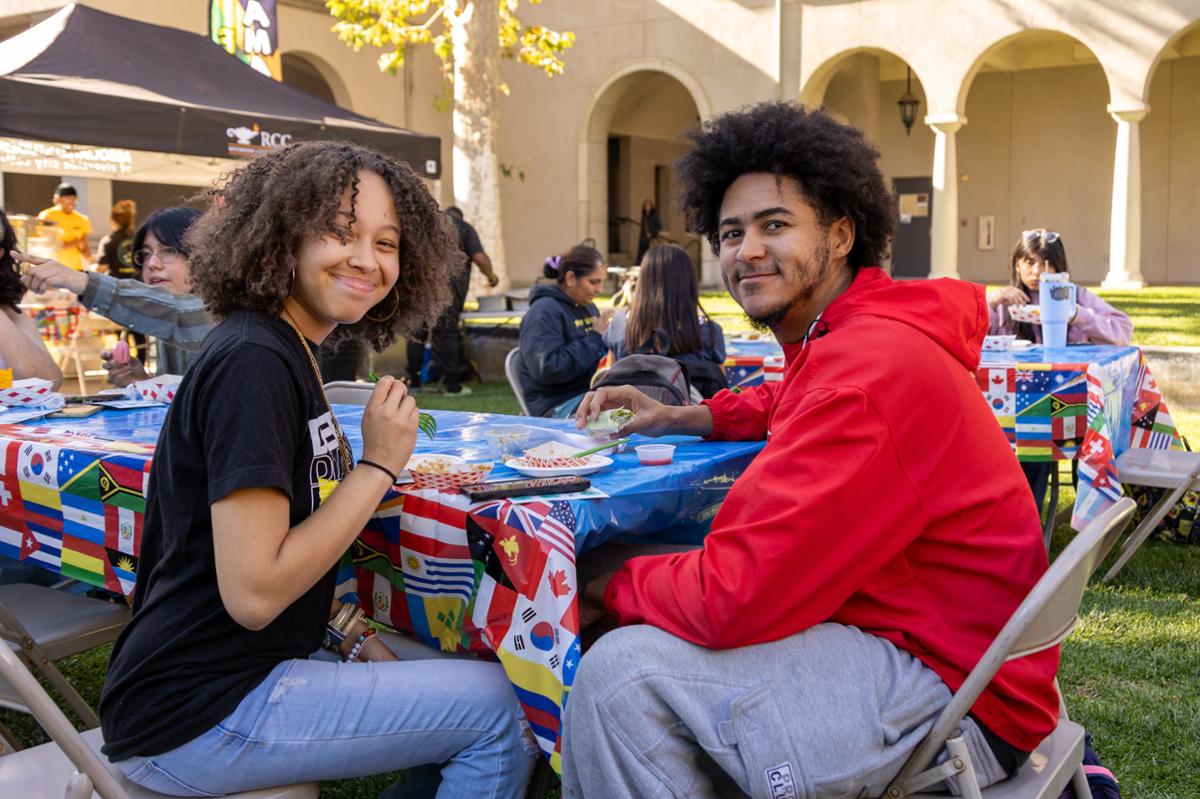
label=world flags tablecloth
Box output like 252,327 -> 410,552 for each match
0,407 -> 761,775
0,424 -> 154,595
976,345 -> 1185,528
333,489 -> 584,771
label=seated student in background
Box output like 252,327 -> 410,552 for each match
0,209 -> 62,389
986,228 -> 1133,510
987,229 -> 1132,345
563,103 -> 1057,799
98,142 -> 536,797
517,244 -> 614,417
18,207 -> 211,387
604,243 -> 726,397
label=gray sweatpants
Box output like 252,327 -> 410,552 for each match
561,622 -> 1008,799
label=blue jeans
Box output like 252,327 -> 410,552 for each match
115,656 -> 539,798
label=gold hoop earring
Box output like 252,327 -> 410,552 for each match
365,286 -> 401,323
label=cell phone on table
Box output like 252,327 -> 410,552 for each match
460,476 -> 590,501
47,404 -> 104,419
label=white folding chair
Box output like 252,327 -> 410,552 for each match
881,497 -> 1136,799
322,380 -> 374,405
1103,448 -> 1200,581
504,348 -> 532,416
0,642 -> 317,798
0,583 -> 130,731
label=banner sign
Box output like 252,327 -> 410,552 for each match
210,0 -> 281,81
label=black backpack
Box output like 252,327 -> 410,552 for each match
592,353 -> 692,406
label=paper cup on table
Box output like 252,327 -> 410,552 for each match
130,375 -> 183,404
0,378 -> 64,409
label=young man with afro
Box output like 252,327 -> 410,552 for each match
563,102 -> 1057,798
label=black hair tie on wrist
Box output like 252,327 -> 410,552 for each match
357,459 -> 399,484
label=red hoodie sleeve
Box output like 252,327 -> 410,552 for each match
703,381 -> 783,441
606,386 -> 928,649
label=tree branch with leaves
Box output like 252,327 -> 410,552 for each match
325,2 -> 575,289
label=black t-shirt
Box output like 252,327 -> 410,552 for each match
450,216 -> 485,298
99,311 -> 347,760
97,227 -> 136,279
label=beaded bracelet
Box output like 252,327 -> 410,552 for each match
346,628 -> 377,662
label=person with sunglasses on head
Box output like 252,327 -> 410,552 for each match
986,229 -> 1132,346
985,228 -> 1133,513
17,206 -> 213,387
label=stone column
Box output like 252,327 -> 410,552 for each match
1102,103 -> 1149,288
925,113 -> 965,280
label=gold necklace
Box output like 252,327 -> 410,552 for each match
280,309 -> 354,474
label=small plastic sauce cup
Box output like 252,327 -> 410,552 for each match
636,444 -> 675,466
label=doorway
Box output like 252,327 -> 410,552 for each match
892,176 -> 932,278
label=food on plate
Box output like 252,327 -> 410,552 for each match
484,425 -> 532,459
406,454 -> 493,489
516,442 -> 593,469
585,407 -> 634,438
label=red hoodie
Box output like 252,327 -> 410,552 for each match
604,267 -> 1059,752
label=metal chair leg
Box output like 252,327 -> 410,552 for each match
1070,763 -> 1090,798
1043,465 -> 1060,550
1104,469 -> 1200,581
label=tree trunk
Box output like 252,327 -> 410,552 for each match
449,0 -> 507,290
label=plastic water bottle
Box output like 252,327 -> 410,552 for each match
1039,272 -> 1076,350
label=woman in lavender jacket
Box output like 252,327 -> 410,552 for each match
987,228 -> 1133,345
986,228 -> 1134,514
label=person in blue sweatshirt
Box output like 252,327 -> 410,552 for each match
517,244 -> 613,417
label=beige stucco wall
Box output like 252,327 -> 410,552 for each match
6,0 -> 1200,286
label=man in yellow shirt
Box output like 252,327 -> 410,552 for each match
37,183 -> 92,271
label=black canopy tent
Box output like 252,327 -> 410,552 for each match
0,3 -> 440,176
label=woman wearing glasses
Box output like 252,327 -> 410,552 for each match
17,206 -> 212,387
986,228 -> 1132,345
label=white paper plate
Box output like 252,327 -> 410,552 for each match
1007,305 -> 1041,324
505,454 -> 613,477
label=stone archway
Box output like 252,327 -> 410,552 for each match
578,60 -> 714,282
280,50 -> 351,108
955,30 -> 1117,285
800,49 -> 934,278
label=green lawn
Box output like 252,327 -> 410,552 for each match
697,286 -> 1200,348
4,390 -> 1196,798
468,285 -> 1200,348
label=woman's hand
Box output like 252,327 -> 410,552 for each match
100,351 -> 148,387
360,375 -> 419,476
986,286 -> 1029,309
14,252 -> 88,296
592,307 -> 616,335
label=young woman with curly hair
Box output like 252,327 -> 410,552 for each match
0,209 -> 61,388
98,142 -> 537,798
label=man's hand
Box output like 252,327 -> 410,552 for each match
575,385 -> 714,438
486,273 -> 500,288
14,253 -> 88,295
579,571 -> 616,628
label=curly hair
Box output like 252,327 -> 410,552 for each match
186,141 -> 458,351
676,102 -> 896,271
0,209 -> 21,312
